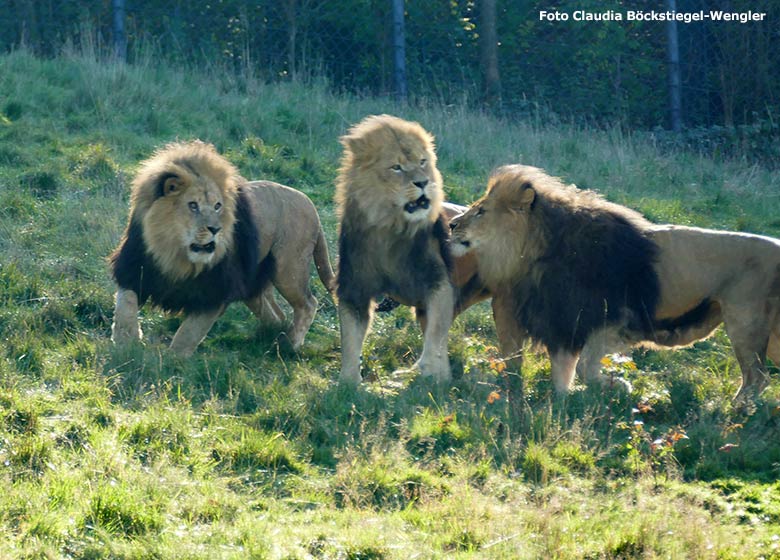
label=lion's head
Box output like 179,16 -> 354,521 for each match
335,114 -> 444,233
451,164 -> 652,288
450,165 -> 553,286
129,141 -> 241,281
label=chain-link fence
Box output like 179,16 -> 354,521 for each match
1,0 -> 779,135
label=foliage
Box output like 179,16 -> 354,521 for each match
1,0 -> 778,133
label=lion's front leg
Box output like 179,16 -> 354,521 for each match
492,294 -> 526,372
169,305 -> 225,357
550,349 -> 579,394
339,303 -> 371,385
415,281 -> 454,382
577,328 -> 633,392
111,288 -> 143,345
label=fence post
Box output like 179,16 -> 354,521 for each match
392,0 -> 407,102
666,0 -> 682,131
113,0 -> 127,61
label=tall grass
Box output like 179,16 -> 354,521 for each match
0,46 -> 779,558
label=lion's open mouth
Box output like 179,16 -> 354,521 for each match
404,195 -> 430,213
190,241 -> 216,254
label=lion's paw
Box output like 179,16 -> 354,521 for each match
411,359 -> 452,383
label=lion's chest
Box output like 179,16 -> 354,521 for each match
339,224 -> 448,306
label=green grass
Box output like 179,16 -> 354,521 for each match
1,46 -> 780,558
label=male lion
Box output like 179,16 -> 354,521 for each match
110,140 -> 334,356
450,164 -> 780,403
335,114 -> 456,383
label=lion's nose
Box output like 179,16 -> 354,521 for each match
207,226 -> 221,235
413,180 -> 428,190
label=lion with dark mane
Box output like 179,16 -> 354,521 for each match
335,115 -> 455,383
451,164 -> 780,403
110,140 -> 334,356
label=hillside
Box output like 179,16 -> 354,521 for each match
1,48 -> 780,558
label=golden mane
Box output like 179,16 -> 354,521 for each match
335,114 -> 443,233
126,140 -> 243,281
130,140 -> 241,220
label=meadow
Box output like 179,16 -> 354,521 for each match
1,46 -> 780,559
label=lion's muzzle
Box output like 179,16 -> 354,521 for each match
449,238 -> 472,257
190,241 -> 216,254
404,194 -> 430,214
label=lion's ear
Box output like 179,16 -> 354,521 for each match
510,182 -> 536,212
156,173 -> 184,198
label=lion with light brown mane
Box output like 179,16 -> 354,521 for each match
335,115 -> 458,383
450,164 -> 780,403
110,140 -> 334,356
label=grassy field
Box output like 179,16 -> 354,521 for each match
2,46 -> 780,559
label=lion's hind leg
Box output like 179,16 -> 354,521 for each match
270,253 -> 319,351
274,283 -> 317,352
246,285 -> 286,326
722,304 -> 771,403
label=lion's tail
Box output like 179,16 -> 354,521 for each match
314,224 -> 336,296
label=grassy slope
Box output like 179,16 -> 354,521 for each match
1,48 -> 780,559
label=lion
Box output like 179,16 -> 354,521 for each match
335,114 -> 458,383
450,164 -> 780,403
110,140 -> 334,356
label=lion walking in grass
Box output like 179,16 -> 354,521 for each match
110,140 -> 334,356
451,164 -> 780,403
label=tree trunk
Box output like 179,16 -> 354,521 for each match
283,0 -> 297,78
113,0 -> 127,61
478,0 -> 501,107
665,0 -> 682,131
392,0 -> 407,102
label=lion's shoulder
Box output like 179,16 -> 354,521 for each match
510,173 -> 661,352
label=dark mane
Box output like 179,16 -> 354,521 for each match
512,181 -> 660,353
110,187 -> 269,314
337,208 -> 451,316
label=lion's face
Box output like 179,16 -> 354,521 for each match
131,141 -> 239,281
164,175 -> 229,265
450,169 -> 537,285
383,147 -> 439,224
336,115 -> 444,232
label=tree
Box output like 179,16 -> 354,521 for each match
478,0 -> 501,107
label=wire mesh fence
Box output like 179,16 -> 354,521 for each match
1,0 -> 779,134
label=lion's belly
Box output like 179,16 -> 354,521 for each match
651,225 -> 780,319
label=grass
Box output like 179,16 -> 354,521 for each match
1,45 -> 780,558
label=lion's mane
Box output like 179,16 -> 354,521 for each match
110,141 -> 265,313
485,165 -> 660,353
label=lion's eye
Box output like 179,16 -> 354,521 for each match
391,164 -> 403,172
214,202 -> 222,211
420,159 -> 427,167
188,201 -> 199,213
476,207 -> 485,217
